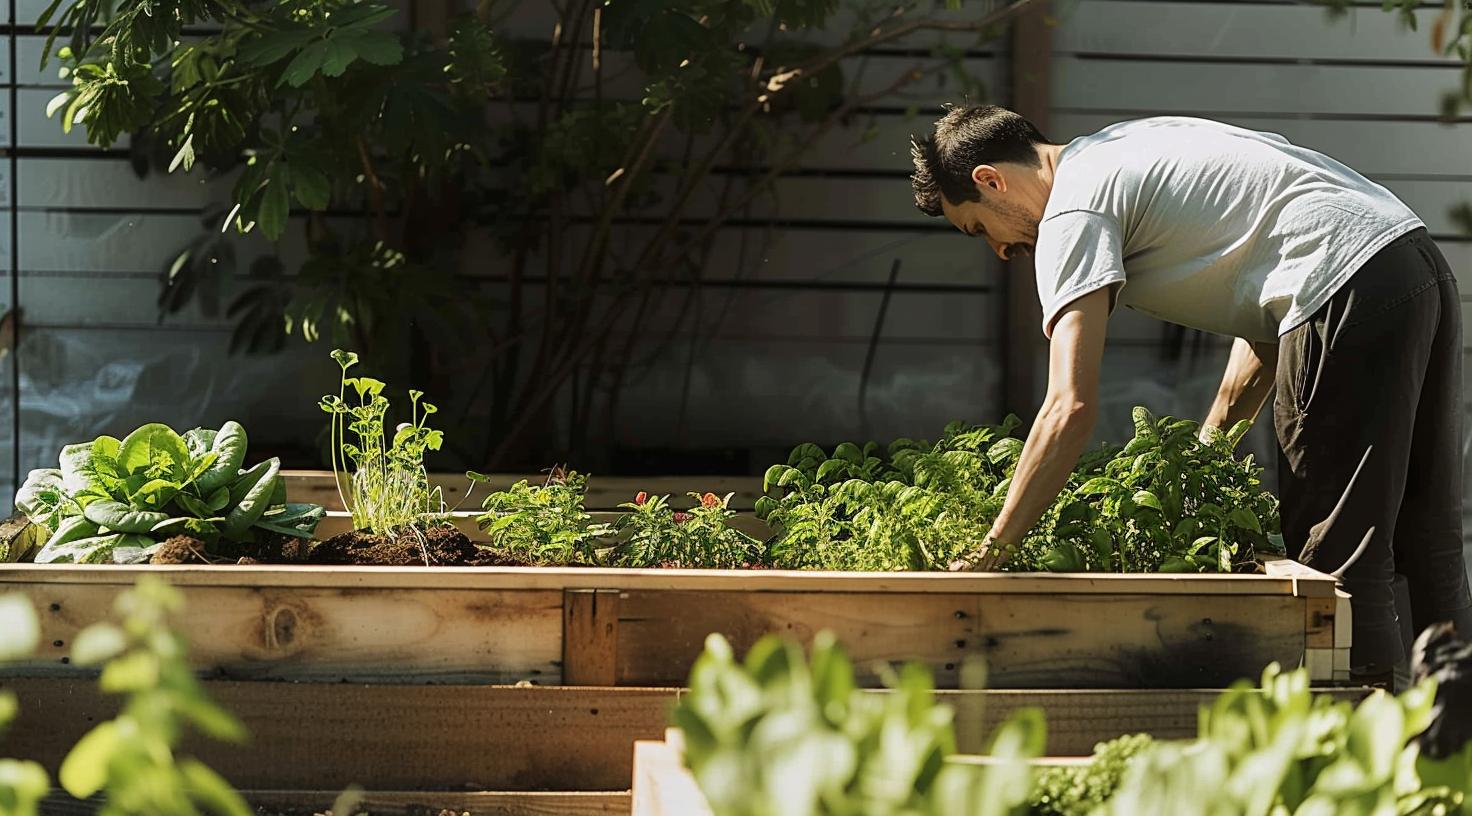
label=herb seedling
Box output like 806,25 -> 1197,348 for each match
472,468 -> 611,564
614,491 -> 762,569
320,349 -> 447,537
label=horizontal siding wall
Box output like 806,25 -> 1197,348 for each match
0,2 -> 1010,500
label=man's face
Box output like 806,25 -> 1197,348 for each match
939,168 -> 1040,261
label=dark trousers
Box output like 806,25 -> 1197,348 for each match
1275,227 -> 1472,676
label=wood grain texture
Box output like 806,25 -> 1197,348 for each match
6,681 -> 1372,797
40,791 -> 632,816
565,589 -> 622,686
3,582 -> 563,683
3,682 -> 674,791
616,591 -> 1308,689
631,740 -> 712,816
0,563 -> 1331,596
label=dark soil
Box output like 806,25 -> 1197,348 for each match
310,524 -> 538,567
150,534 -> 311,565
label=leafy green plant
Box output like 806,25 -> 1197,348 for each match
57,575 -> 251,815
674,631 -> 1044,816
320,349 -> 447,537
1028,733 -> 1154,816
758,416 -> 1027,571
1013,409 -> 1277,574
0,595 -> 47,816
1101,662 -> 1469,816
759,407 -> 1278,574
613,491 -> 762,569
0,579 -> 250,816
13,421 -> 323,564
471,469 -> 610,565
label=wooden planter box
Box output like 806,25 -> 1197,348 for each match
0,561 -> 1349,687
4,680 -> 1369,815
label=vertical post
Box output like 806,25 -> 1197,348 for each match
562,588 -> 621,685
1003,1 -> 1053,418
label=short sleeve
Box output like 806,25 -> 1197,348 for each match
1033,210 -> 1127,338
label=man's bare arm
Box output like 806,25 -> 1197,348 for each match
1201,337 -> 1278,443
953,287 -> 1111,570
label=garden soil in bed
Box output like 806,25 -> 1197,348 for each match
149,526 -> 542,567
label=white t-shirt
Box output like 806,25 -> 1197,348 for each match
1033,117 -> 1424,342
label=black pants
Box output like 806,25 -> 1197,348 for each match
1276,227 -> 1472,676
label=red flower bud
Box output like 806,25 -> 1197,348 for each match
700,492 -> 720,508
673,512 -> 692,523
634,491 -> 648,505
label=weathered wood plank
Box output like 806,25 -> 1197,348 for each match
4,681 -> 1373,799
0,564 -> 1333,597
616,591 -> 1308,689
3,582 -> 563,683
632,740 -> 711,816
40,791 -> 632,816
2,682 -> 672,791
565,589 -> 622,686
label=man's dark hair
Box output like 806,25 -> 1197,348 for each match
910,105 -> 1048,217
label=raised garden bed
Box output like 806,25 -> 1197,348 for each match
0,560 -> 1349,687
3,679 -> 1369,816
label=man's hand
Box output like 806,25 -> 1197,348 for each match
1201,337 -> 1277,443
949,287 -> 1111,570
948,535 -> 1014,571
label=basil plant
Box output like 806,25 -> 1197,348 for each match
13,421 -> 324,564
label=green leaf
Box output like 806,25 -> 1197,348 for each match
196,421 -> 248,495
341,29 -> 403,66
222,458 -> 282,538
82,500 -> 170,535
1159,556 -> 1199,573
280,39 -> 329,87
815,459 -> 848,483
117,423 -> 190,475
70,623 -> 127,665
179,758 -> 253,816
98,650 -> 159,693
290,165 -> 331,210
1227,507 -> 1262,533
1076,477 -> 1120,496
34,516 -> 102,563
59,721 -> 119,798
257,172 -> 290,242
0,758 -> 49,811
1132,490 -> 1163,512
320,37 -> 357,77
1040,542 -> 1085,572
183,427 -> 218,457
0,595 -> 40,660
238,27 -> 318,67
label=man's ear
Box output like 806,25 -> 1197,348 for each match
970,164 -> 1006,193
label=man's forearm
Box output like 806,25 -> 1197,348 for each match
988,395 -> 1097,548
1203,337 -> 1277,436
